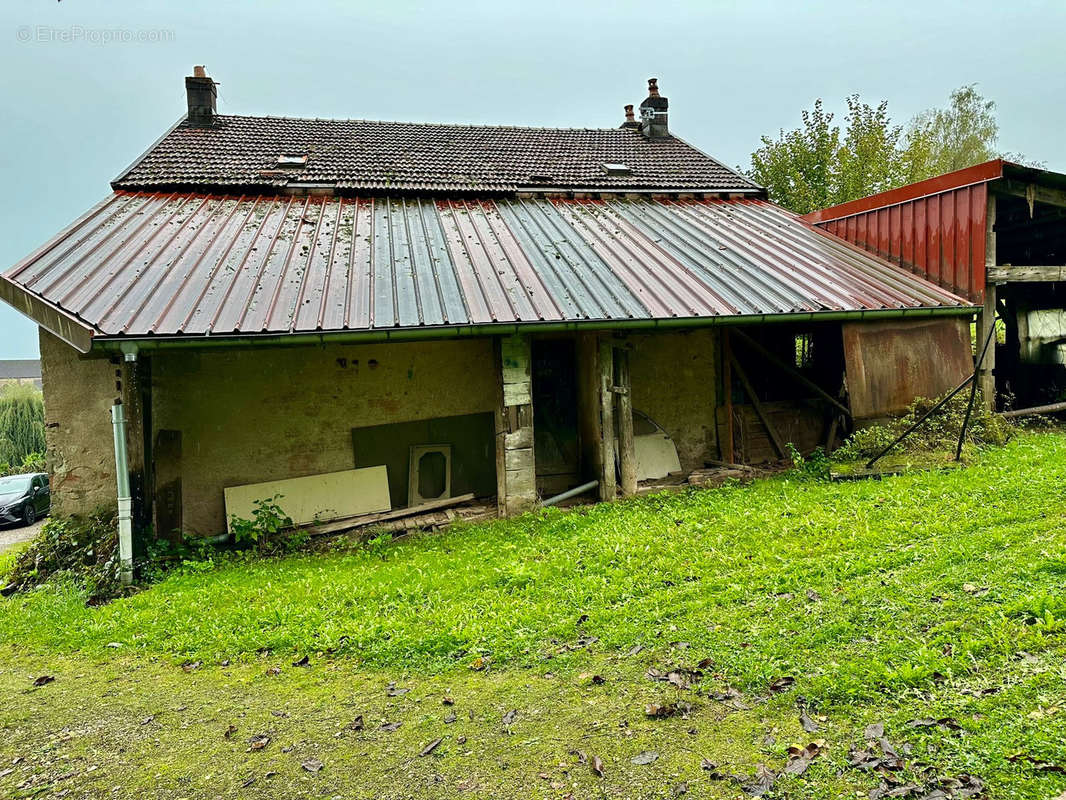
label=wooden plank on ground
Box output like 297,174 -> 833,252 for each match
300,493 -> 477,537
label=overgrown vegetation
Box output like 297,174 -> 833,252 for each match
748,84 -> 1037,214
0,383 -> 45,470
229,494 -> 309,555
833,391 -> 1014,463
0,432 -> 1064,798
1,509 -> 122,601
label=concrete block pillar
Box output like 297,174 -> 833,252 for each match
495,335 -> 536,516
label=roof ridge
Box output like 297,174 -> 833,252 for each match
207,113 -> 647,134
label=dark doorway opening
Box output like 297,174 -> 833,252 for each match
532,338 -> 580,495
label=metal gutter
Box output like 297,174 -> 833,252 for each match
90,305 -> 975,353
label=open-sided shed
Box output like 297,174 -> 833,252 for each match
805,160 -> 1066,409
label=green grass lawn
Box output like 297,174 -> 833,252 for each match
1,432 -> 1065,798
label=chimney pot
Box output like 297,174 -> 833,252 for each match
620,103 -> 641,129
185,67 -> 217,126
639,78 -> 669,139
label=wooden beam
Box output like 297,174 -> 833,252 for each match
728,350 -> 787,459
598,338 -> 616,501
993,179 -> 1066,210
722,330 -> 734,463
978,191 -> 997,411
615,347 -> 636,496
730,328 -> 852,418
299,493 -> 478,537
495,335 -> 536,516
988,266 -> 1066,284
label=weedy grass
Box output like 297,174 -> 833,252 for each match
0,432 -> 1065,798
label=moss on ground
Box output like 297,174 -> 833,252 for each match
1,432 -> 1066,798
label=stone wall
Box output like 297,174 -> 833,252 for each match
39,329 -> 118,516
628,329 -> 719,472
151,338 -> 498,535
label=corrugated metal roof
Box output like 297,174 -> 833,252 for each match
112,115 -> 761,195
3,193 -> 970,347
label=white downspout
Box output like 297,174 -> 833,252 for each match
110,401 -> 134,585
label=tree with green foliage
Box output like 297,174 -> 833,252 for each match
0,384 -> 45,468
748,85 -> 1020,214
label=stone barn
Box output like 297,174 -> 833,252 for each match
1,71 -> 976,579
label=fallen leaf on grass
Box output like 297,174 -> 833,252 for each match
783,742 -> 822,776
591,674 -> 606,685
591,754 -> 605,778
735,764 -> 776,796
768,676 -> 795,694
180,661 -> 201,673
1007,753 -> 1065,773
240,776 -> 256,788
223,724 -> 237,739
247,734 -> 271,752
420,738 -> 443,757
631,751 -> 659,765
444,712 -> 457,724
291,655 -> 310,668
864,722 -> 885,739
798,706 -> 819,733
502,709 -> 518,726
702,760 -> 726,780
469,657 -> 488,671
645,701 -> 692,719
301,758 -> 323,773
32,675 -> 55,687
905,717 -> 960,731
386,683 -> 410,697
349,715 -> 364,731
570,749 -> 588,764
265,666 -> 281,676
442,696 -> 455,705
380,722 -> 402,732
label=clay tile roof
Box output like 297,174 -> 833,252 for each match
112,115 -> 761,195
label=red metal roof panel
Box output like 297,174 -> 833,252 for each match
3,193 -> 973,346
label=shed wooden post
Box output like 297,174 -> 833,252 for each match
495,335 -> 536,516
722,330 -> 734,463
598,339 -> 616,501
978,192 -> 997,410
615,345 -> 636,496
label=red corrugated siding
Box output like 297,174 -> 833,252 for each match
806,182 -> 989,301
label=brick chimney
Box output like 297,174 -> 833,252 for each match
639,78 -> 669,138
185,66 -> 217,125
620,104 -> 640,130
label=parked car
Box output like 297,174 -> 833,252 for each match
0,472 -> 50,526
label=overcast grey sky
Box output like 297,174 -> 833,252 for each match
1,0 -> 1063,358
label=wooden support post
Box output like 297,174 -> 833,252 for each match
728,350 -> 787,459
978,192 -> 997,411
495,335 -> 536,516
598,338 -> 616,502
615,346 -> 636,496
722,330 -> 734,463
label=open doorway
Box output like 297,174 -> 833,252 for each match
531,338 -> 580,495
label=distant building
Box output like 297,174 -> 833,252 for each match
0,359 -> 41,389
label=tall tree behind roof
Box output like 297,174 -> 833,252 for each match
747,85 -> 1021,214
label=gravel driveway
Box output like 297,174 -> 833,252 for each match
0,518 -> 44,553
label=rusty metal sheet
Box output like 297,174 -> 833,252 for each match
843,317 -> 973,419
3,193 -> 972,344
